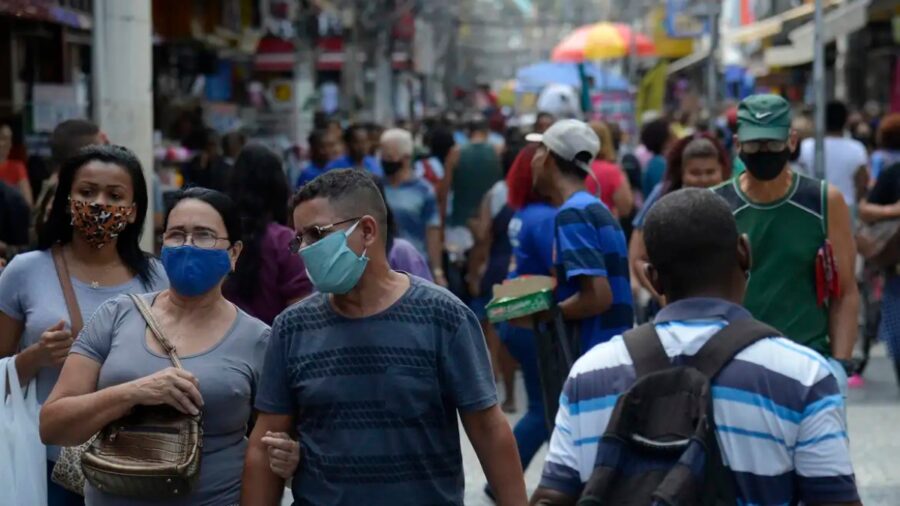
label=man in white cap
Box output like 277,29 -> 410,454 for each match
525,120 -> 634,353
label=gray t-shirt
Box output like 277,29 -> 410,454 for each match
256,275 -> 498,505
0,249 -> 168,460
71,292 -> 271,506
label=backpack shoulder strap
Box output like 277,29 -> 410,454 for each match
687,318 -> 780,379
622,323 -> 671,378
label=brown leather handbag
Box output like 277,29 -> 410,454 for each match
79,294 -> 203,499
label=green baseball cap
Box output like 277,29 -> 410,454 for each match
737,94 -> 792,142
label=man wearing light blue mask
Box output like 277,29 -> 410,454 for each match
242,169 -> 527,506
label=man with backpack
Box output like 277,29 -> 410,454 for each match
531,188 -> 860,506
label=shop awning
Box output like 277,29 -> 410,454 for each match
723,0 -> 840,44
667,42 -> 709,75
764,0 -> 870,68
255,36 -> 295,72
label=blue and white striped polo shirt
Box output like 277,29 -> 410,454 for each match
540,298 -> 859,505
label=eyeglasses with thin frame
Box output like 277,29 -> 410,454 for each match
741,140 -> 788,154
289,217 -> 361,253
162,229 -> 229,249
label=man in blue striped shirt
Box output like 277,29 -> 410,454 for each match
532,188 -> 860,506
526,119 -> 634,353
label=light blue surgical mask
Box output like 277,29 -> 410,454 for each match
299,220 -> 368,294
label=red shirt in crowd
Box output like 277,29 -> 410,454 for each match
585,160 -> 626,214
0,160 -> 27,187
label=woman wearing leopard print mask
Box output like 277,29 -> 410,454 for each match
0,144 -> 169,506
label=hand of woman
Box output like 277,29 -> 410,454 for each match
130,367 -> 204,415
33,320 -> 73,367
262,431 -> 300,479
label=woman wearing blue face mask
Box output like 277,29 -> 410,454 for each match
41,188 -> 299,506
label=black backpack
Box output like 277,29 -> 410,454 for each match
578,318 -> 778,506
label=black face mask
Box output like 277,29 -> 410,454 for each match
381,160 -> 403,175
740,149 -> 791,181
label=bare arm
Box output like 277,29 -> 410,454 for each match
612,176 -> 634,219
438,146 -> 460,223
627,229 -> 664,304
530,488 -> 578,506
826,187 -> 859,360
40,355 -> 139,445
853,165 -> 869,205
241,413 -> 295,506
17,179 -> 33,207
461,405 -> 527,505
426,226 -> 446,285
466,195 -> 493,295
857,199 -> 900,223
41,355 -> 204,446
1,313 -> 72,385
558,275 -> 613,322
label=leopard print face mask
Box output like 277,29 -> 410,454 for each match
70,199 -> 134,249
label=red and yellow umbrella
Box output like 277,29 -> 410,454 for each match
552,22 -> 656,62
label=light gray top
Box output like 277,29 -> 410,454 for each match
0,249 -> 168,460
71,292 -> 270,506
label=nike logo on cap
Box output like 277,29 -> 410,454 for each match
754,112 -> 773,119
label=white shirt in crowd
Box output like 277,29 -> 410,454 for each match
798,136 -> 868,207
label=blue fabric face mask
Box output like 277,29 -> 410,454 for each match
299,220 -> 369,294
161,245 -> 232,297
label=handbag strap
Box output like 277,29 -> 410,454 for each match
128,294 -> 184,370
51,244 -> 83,336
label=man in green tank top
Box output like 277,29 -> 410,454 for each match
713,94 -> 858,378
442,119 -> 503,229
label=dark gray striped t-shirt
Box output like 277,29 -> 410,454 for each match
255,275 -> 497,505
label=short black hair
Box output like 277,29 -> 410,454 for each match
640,119 -> 671,155
308,129 -> 330,148
643,188 -> 740,300
292,168 -> 388,241
826,101 -> 848,132
536,111 -> 556,123
166,187 -> 242,246
343,124 -> 368,144
49,119 -> 100,168
39,144 -> 156,287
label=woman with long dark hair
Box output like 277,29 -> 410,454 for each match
42,187 -> 298,505
224,144 -> 311,324
628,134 -> 732,308
0,144 -> 168,506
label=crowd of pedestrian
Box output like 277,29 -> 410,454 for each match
0,91 -> 896,506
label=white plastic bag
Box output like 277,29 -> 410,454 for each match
0,357 -> 47,505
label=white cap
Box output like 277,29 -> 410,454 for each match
525,119 -> 600,172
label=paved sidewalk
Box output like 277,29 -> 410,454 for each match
462,344 -> 900,506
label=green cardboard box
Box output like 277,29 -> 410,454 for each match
485,276 -> 556,324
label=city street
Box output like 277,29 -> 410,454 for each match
461,344 -> 900,506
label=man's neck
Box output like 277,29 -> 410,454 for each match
470,133 -> 488,143
330,261 -> 409,318
311,157 -> 328,168
350,153 -> 366,164
739,166 -> 793,204
550,178 -> 585,206
826,131 -> 843,138
387,167 -> 414,186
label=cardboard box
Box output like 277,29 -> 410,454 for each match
485,276 -> 556,323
